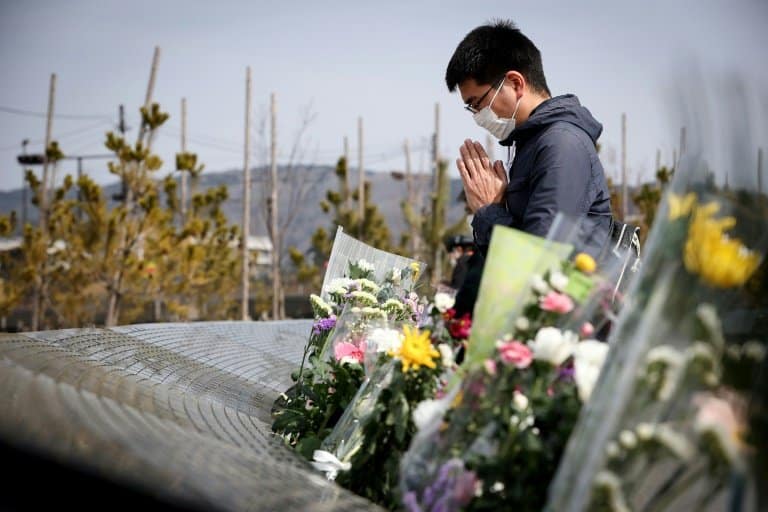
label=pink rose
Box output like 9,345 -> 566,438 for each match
484,359 -> 497,376
580,322 -> 595,337
334,341 -> 366,364
540,291 -> 574,314
498,341 -> 533,368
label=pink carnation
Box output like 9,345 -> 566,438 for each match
498,341 -> 533,368
334,341 -> 366,364
540,291 -> 574,314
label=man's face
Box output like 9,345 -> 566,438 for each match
458,77 -> 518,119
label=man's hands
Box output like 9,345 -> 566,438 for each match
456,139 -> 508,213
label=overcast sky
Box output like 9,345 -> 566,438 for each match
0,0 -> 766,191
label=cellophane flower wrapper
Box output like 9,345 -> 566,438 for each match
272,244 -> 426,459
547,174 -> 768,511
399,221 -> 631,512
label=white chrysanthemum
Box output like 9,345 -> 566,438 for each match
636,422 -> 654,441
530,274 -> 550,295
325,278 -> 354,294
593,471 -> 630,512
382,298 -> 405,311
350,290 -> 378,306
356,259 -> 375,273
310,294 -> 334,318
573,340 -> 609,402
433,292 -> 455,313
549,270 -> 569,292
368,327 -> 403,353
356,278 -> 381,294
618,430 -> 637,450
387,267 -> 402,286
654,424 -> 694,461
645,345 -> 685,401
438,343 -> 454,368
514,316 -> 531,331
360,306 -> 387,320
512,390 -> 529,411
412,399 -> 445,431
530,327 -> 577,366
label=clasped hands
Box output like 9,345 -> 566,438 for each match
456,139 -> 508,213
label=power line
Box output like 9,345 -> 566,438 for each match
0,105 -> 113,121
0,120 -> 113,151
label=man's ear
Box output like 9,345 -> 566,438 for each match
504,71 -> 526,94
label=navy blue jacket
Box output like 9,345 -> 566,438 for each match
471,94 -> 613,256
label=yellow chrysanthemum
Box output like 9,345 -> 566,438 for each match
683,202 -> 762,288
574,252 -> 597,273
390,324 -> 439,372
668,192 -> 698,220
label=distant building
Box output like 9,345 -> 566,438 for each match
246,236 -> 272,267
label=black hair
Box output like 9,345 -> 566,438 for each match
445,19 -> 551,96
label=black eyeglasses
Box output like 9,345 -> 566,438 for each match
464,77 -> 505,114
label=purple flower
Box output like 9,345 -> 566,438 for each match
312,315 -> 336,335
414,459 -> 477,512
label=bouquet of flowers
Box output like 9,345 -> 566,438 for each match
399,246 -> 624,512
546,182 -> 768,512
309,287 -> 475,509
271,258 -> 423,458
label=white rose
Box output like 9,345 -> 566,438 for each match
433,292 -> 456,313
438,343 -> 454,368
514,316 -> 531,331
512,390 -> 529,411
412,399 -> 445,431
368,327 -> 403,353
573,340 -> 609,402
530,274 -> 550,294
530,327 -> 577,366
549,270 -> 569,292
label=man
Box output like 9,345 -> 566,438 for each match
447,19 -> 613,258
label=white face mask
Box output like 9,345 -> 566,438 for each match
472,81 -> 522,140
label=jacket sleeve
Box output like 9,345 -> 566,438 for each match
522,127 -> 594,237
470,202 -> 515,248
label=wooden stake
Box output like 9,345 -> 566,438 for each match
621,113 -> 627,221
241,66 -> 252,321
180,97 -> 188,219
758,147 -> 763,194
270,92 -> 282,320
343,135 -> 350,211
358,116 -> 364,238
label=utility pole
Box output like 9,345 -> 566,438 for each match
621,112 -> 627,221
655,148 -> 661,174
241,66 -> 252,321
20,139 -> 29,234
32,73 -> 56,332
343,135 -> 350,211
404,138 -> 419,256
270,92 -> 282,320
358,116 -> 364,238
180,97 -> 188,220
758,147 -> 764,195
433,103 -> 442,284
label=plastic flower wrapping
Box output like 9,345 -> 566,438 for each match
271,257 -> 424,458
546,161 -> 768,510
399,223 -> 633,512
